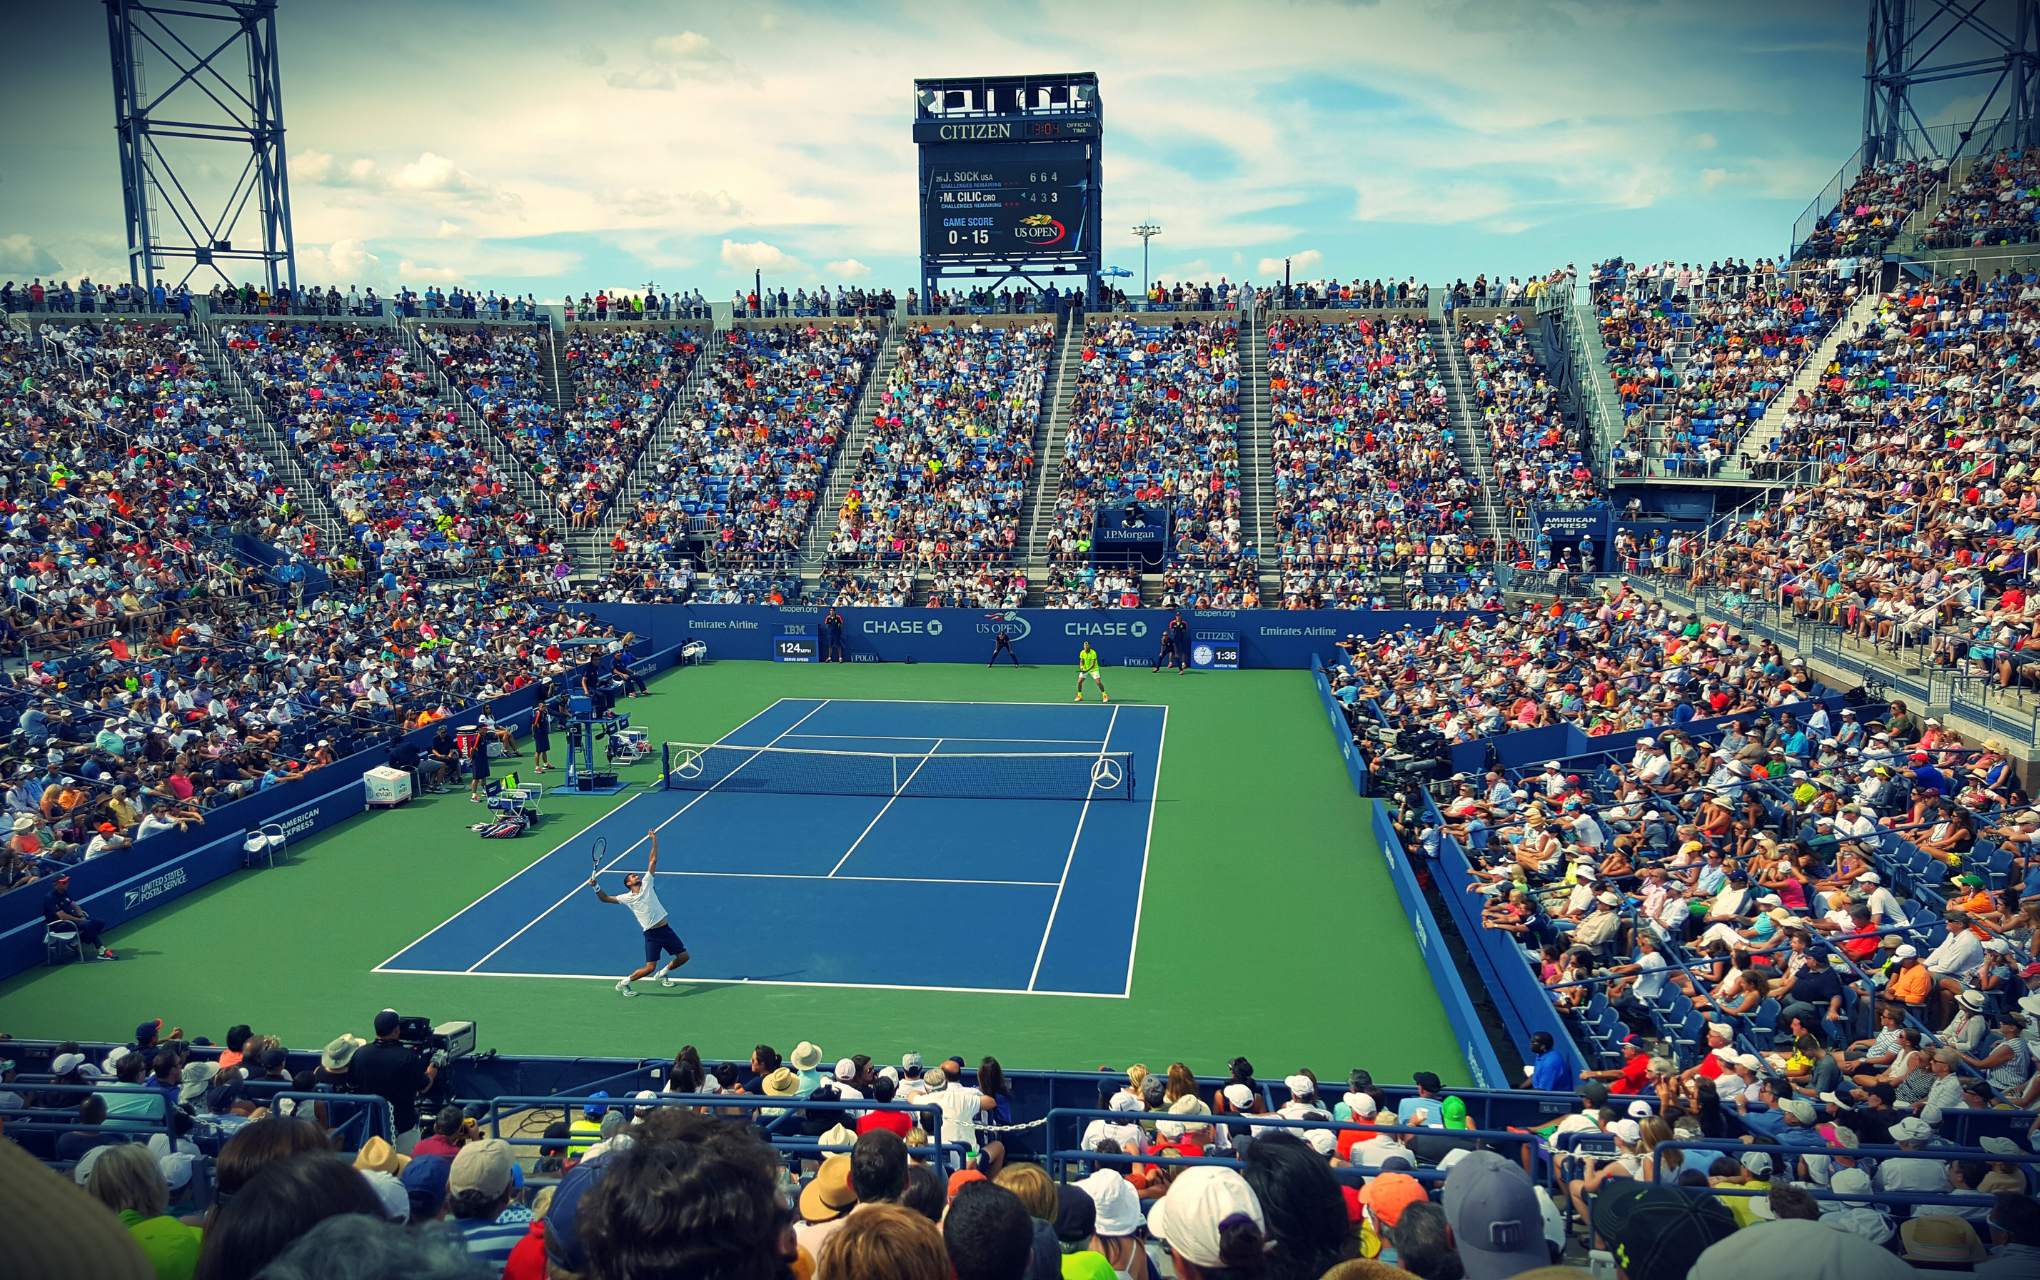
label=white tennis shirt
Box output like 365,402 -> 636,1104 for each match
618,882 -> 668,931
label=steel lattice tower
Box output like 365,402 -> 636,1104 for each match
105,0 -> 296,292
1864,0 -> 2040,163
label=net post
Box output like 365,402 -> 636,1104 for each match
1127,756 -> 1137,802
660,741 -> 671,791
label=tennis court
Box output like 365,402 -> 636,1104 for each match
376,697 -> 1166,997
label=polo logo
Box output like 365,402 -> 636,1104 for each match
122,866 -> 189,912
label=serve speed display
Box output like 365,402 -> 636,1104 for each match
922,143 -> 1089,258
773,635 -> 817,663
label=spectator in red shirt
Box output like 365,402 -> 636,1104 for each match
856,1073 -> 914,1138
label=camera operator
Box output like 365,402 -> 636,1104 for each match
350,1008 -> 447,1153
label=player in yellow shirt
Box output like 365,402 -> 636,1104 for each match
1075,641 -> 1109,703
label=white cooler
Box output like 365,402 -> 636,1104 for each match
364,765 -> 414,808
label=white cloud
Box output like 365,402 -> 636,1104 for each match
824,258 -> 872,279
389,152 -> 488,196
652,31 -> 720,61
721,239 -> 801,271
1693,132 -> 1719,152
435,220 -> 465,238
295,149 -> 512,210
1257,248 -> 1322,275
0,234 -> 62,276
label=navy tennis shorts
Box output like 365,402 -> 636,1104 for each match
643,923 -> 686,963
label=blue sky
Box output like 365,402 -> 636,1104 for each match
0,0 -> 1974,299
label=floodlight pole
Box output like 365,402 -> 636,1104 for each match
1132,221 -> 1161,299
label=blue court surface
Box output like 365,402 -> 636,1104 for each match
376,698 -> 1166,997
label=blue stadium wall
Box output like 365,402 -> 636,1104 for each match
569,603 -> 1474,668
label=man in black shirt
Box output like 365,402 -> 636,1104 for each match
349,1008 -> 440,1151
1153,610 -> 1189,673
43,872 -> 115,960
822,609 -> 846,663
1776,948 -> 1847,1047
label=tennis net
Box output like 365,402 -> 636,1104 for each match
660,741 -> 1137,801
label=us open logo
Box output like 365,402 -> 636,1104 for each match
1015,214 -> 1067,247
976,615 -> 1032,642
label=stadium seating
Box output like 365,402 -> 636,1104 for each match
1920,149 -> 2040,250
1593,261 -> 1852,475
219,322 -> 553,579
826,322 -> 1052,578
1795,157 -> 1948,260
420,323 -> 701,527
1460,315 -> 1601,516
1268,314 -> 1477,608
604,323 -> 877,593
1043,317 -> 1247,607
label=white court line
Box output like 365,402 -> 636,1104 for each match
780,733 -> 1108,746
1026,703 -> 1120,991
653,870 -> 1057,888
371,966 -> 1129,1000
1120,703 -> 1168,999
459,699 -> 832,974
826,738 -> 942,877
372,698 -> 793,971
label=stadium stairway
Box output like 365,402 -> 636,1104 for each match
538,326 -> 571,414
1238,316 -> 1280,602
1727,286 -> 1883,474
1019,314 -> 1084,597
190,317 -> 349,544
1431,319 -> 1508,545
398,321 -> 557,539
796,314 -> 906,578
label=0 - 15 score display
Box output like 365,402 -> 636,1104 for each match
922,143 -> 1090,258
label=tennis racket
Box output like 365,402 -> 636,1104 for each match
590,835 -> 608,877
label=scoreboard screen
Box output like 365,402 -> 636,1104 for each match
922,143 -> 1090,259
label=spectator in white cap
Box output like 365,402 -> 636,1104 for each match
1074,1166 -> 1148,1276
1564,1118 -> 1641,1221
1442,1149 -> 1551,1280
1877,1115 -> 1951,1194
832,1057 -> 867,1111
1146,1165 -> 1266,1280
1082,1083 -> 1145,1157
1854,871 -> 1904,925
1820,1167 -> 1893,1244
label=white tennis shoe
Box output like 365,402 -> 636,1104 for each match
615,979 -> 636,998
659,973 -> 680,988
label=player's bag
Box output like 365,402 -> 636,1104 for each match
469,816 -> 525,838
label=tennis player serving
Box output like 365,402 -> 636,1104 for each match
1074,640 -> 1109,704
589,830 -> 688,997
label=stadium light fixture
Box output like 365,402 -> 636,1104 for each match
1132,221 -> 1161,297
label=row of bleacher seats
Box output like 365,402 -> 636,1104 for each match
1269,315 -> 1479,608
827,322 -> 1052,570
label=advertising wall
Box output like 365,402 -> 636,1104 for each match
574,604 -> 1475,670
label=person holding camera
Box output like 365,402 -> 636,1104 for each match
349,1008 -> 446,1153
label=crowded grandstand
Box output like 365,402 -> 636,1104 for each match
9,2 -> 2040,1279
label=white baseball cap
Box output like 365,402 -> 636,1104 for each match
1146,1166 -> 1265,1269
